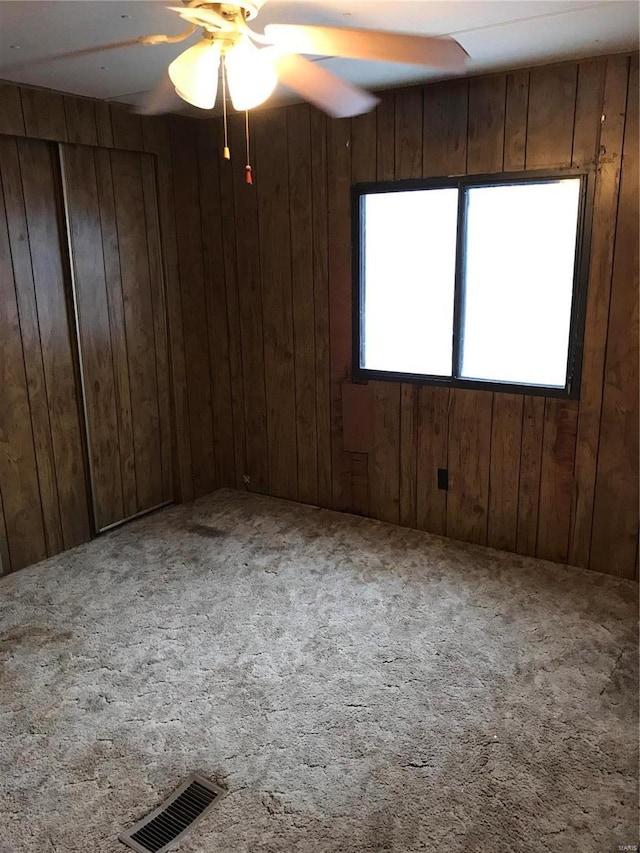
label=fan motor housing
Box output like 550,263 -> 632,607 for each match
190,1 -> 265,21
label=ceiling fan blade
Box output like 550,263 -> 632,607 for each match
273,53 -> 379,118
0,38 -> 145,73
264,25 -> 468,71
167,5 -> 234,30
135,74 -> 183,115
0,26 -> 197,74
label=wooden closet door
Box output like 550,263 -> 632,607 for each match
60,144 -> 172,531
0,136 -> 91,573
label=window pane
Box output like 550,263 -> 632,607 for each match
461,179 -> 581,388
362,188 -> 458,376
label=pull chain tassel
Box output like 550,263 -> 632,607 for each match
245,109 -> 253,185
222,54 -> 230,160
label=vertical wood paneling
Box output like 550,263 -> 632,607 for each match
60,143 -> 124,529
62,142 -> 171,529
536,399 -> 578,563
569,54 -> 629,568
327,114 -> 353,512
351,453 -> 369,517
214,119 -> 247,490
395,87 -> 424,177
526,64 -> 577,168
0,83 -> 25,136
110,104 -> 143,151
63,96 -> 98,146
170,117 -> 216,498
516,396 -> 545,556
3,58 -> 631,575
504,72 -> 531,169
311,109 -> 332,509
18,140 -> 91,549
123,59 -> 640,578
142,114 -> 193,502
93,148 -> 137,519
95,101 -> 114,149
0,55 -> 632,576
468,75 -> 506,173
0,84 -> 189,571
20,87 -> 68,142
110,150 -> 164,511
0,155 -> 47,570
196,120 -> 235,489
1,137 -> 64,555
488,395 -> 523,552
503,71 -> 529,171
228,115 -> 269,494
423,79 -> 468,175
447,390 -> 492,545
255,111 -> 298,501
287,105 -> 318,505
3,61 -> 624,574
140,156 -> 173,503
416,389 -> 449,536
0,487 -> 10,575
399,385 -> 418,528
590,57 -> 639,577
572,58 -> 606,166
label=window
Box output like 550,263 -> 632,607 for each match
352,170 -> 593,397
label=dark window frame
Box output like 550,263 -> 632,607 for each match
351,168 -> 595,399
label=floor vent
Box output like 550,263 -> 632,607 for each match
118,774 -> 226,853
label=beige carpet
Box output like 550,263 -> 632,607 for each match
0,489 -> 637,853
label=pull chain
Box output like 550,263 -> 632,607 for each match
221,54 -> 230,160
244,109 -> 253,185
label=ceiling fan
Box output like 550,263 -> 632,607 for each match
37,0 -> 467,120
153,0 -> 468,118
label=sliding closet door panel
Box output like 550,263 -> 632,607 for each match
93,149 -> 137,519
61,143 -> 172,530
0,486 -> 10,576
61,143 -> 125,529
0,153 -> 47,571
0,135 -> 90,571
0,137 -> 64,556
110,151 -> 163,511
18,140 -> 92,549
141,156 -> 173,504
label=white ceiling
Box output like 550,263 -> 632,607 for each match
0,1 -> 638,114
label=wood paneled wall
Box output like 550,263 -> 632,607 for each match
0,52 -> 637,580
61,144 -> 172,531
167,53 -> 638,580
0,136 -> 91,572
0,84 -> 194,573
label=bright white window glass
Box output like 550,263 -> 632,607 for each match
461,180 -> 581,388
362,189 -> 458,376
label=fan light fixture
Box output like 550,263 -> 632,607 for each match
168,39 -> 221,109
225,39 -> 277,111
168,35 -> 277,112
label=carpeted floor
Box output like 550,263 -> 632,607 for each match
0,489 -> 637,853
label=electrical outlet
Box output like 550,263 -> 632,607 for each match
437,468 -> 449,491
243,474 -> 250,486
